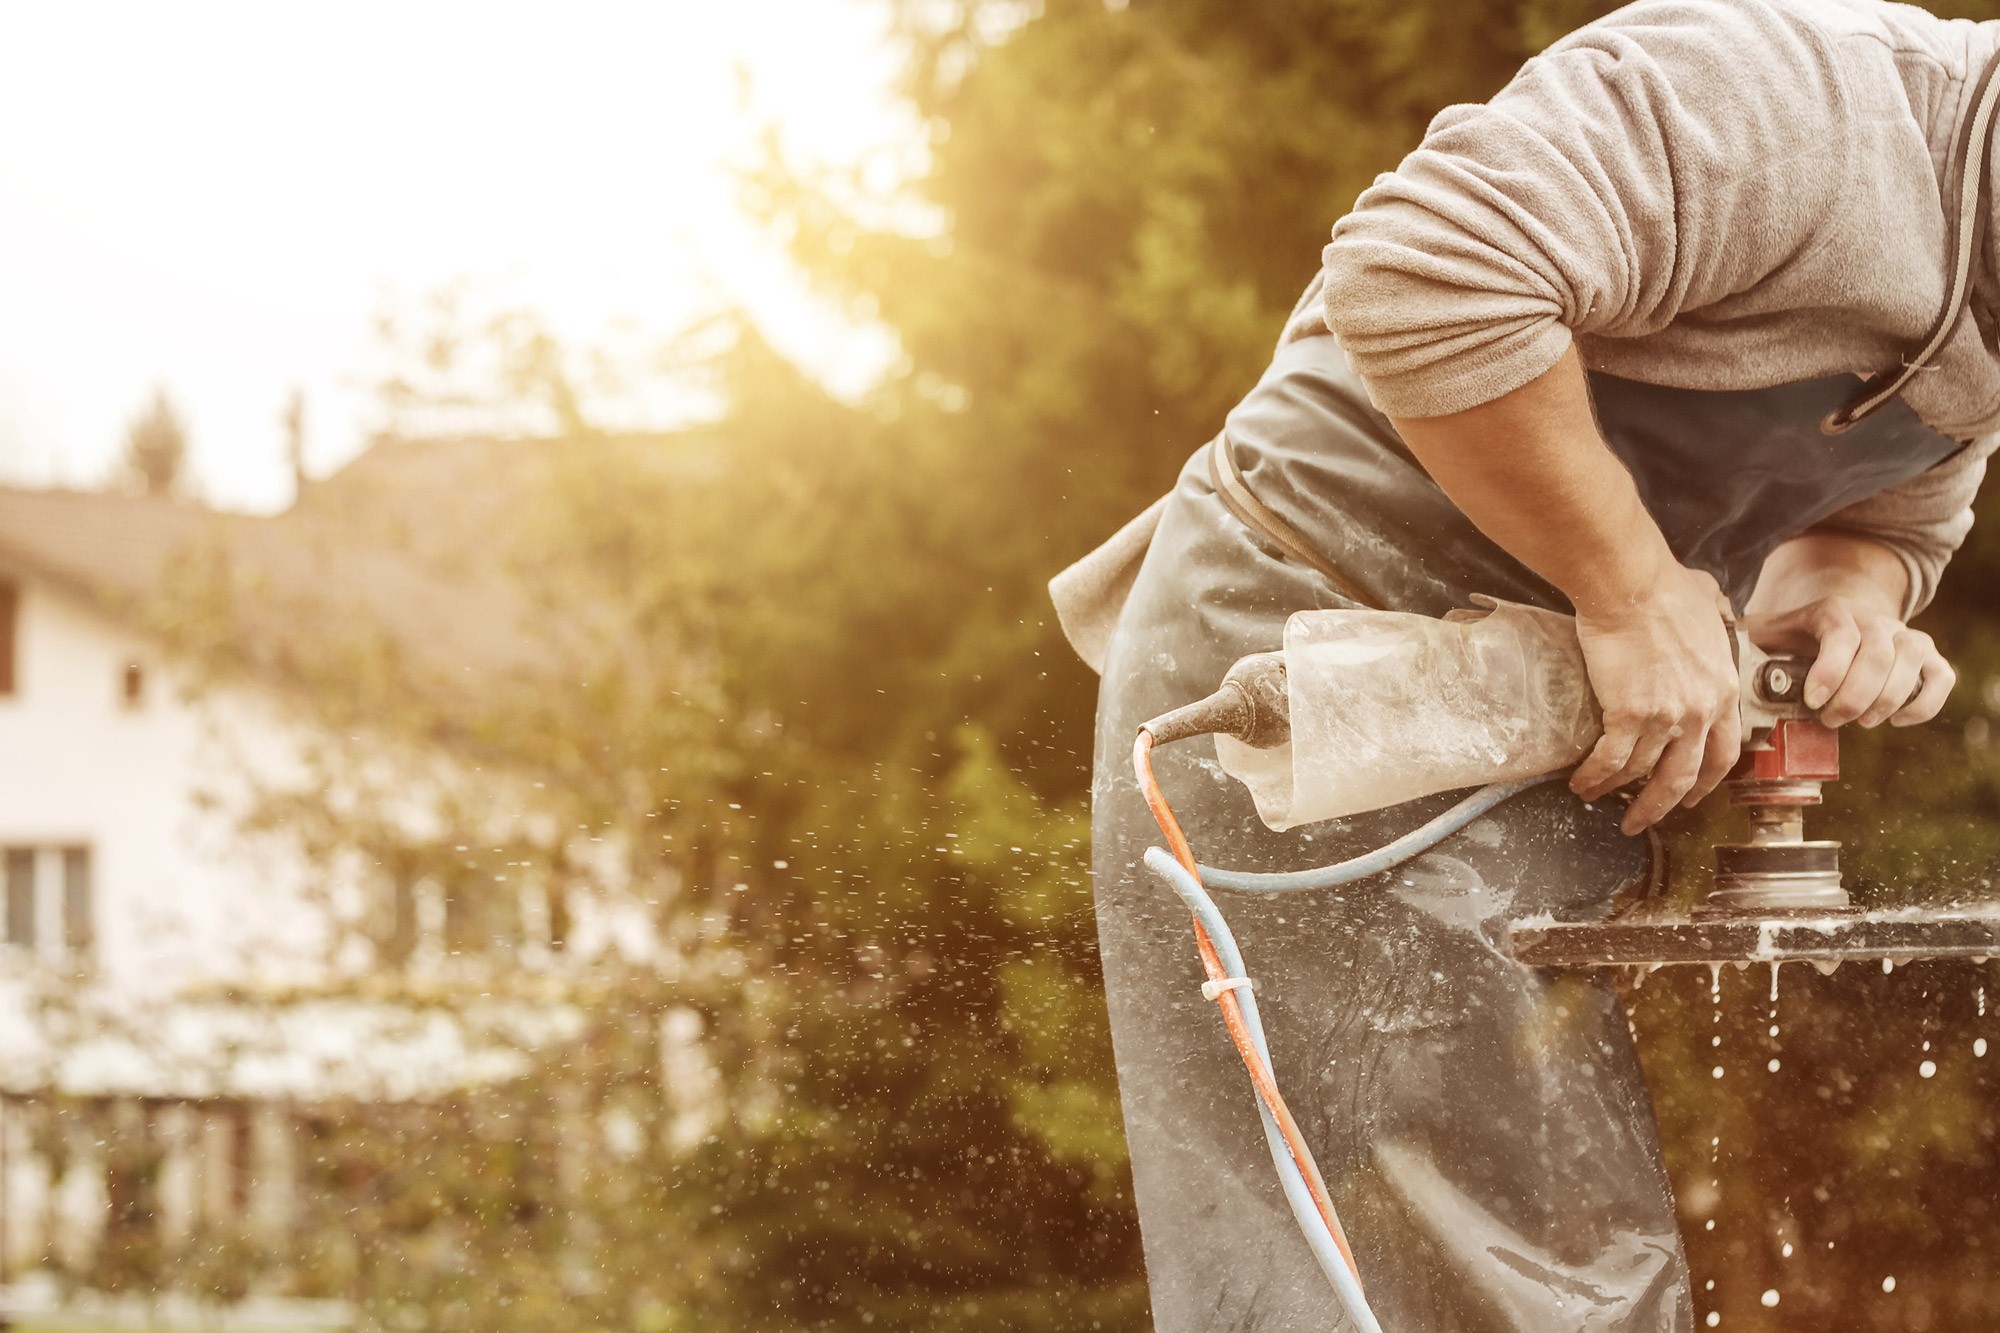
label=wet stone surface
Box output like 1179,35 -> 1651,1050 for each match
1509,906 -> 2000,969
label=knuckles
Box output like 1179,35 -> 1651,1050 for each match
1606,702 -> 1695,731
1605,678 -> 1738,732
1808,598 -> 1860,634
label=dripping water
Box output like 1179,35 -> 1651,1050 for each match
1766,961 -> 1781,1075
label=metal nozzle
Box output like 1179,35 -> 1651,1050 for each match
1139,652 -> 1290,748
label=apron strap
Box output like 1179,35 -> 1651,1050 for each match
1825,43 -> 2000,434
1207,435 -> 1385,609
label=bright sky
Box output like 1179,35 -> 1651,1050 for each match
0,2 -> 913,511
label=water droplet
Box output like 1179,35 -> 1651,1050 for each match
1812,958 -> 1841,976
1920,1060 -> 1938,1079
1705,1219 -> 1716,1231
1883,1275 -> 1896,1293
1706,1313 -> 1721,1328
1883,958 -> 1895,974
1712,1066 -> 1725,1079
1705,1280 -> 1715,1291
1712,1035 -> 1723,1047
1923,1040 -> 1932,1051
1782,1242 -> 1794,1257
1769,1023 -> 1780,1037
1768,1058 -> 1781,1073
1976,1038 -> 1988,1058
1980,986 -> 1987,1018
1761,1289 -> 1780,1308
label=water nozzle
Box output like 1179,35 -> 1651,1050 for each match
1140,652 -> 1290,749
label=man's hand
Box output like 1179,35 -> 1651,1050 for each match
1743,595 -> 1954,728
1569,564 -> 1742,834
1383,350 -> 1958,835
1388,347 -> 1744,837
1744,532 -> 1954,729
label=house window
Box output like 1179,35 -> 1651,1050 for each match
122,661 -> 145,708
382,864 -> 567,969
0,580 -> 16,696
376,870 -> 422,967
520,877 -> 571,958
63,847 -> 93,953
104,1104 -> 162,1251
443,875 -> 525,956
0,845 -> 93,956
4,849 -> 31,947
546,883 -> 571,953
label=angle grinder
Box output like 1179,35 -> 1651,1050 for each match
1712,646 -> 1847,914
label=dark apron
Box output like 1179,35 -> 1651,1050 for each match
1590,373 -> 1965,610
1090,335 -> 1961,1332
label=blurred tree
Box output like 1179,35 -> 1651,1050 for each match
283,387 -> 308,502
121,386 -> 190,498
105,1 -> 2000,1331
363,285 -> 677,444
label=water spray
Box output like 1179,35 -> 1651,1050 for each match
1132,600 -> 2000,1324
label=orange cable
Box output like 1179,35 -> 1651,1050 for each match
1133,730 -> 1364,1283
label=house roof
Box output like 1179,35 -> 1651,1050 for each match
0,486 -> 217,608
0,446 -> 559,692
296,434 -> 568,572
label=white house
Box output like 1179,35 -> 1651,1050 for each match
0,445 -> 656,1317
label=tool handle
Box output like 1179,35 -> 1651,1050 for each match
1748,651 -> 1923,712
1751,654 -> 1813,706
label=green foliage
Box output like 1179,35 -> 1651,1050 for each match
106,0 -> 2000,1329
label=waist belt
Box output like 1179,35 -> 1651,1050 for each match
1205,434 -> 1384,611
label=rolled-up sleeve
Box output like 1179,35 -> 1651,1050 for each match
1321,0 -> 1850,418
1811,439 -> 1994,618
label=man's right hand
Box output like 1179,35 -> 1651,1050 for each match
1569,563 -> 1742,834
1386,347 -> 1742,835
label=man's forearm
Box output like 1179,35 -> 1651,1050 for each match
1384,341 -> 1743,832
1387,345 -> 1677,616
1748,532 -> 1909,621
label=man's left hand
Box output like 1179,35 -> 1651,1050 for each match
1743,595 -> 1954,728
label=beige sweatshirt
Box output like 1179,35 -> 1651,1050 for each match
1053,0 -> 1998,670
1308,0 -> 2000,615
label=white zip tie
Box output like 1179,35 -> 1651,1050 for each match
1202,976 -> 1255,1003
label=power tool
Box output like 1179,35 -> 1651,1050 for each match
1141,607 -> 2000,973
1133,607 -> 2000,1331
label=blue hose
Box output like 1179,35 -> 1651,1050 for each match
1142,772 -> 1561,1333
1143,847 -> 1385,1333
1196,774 -> 1562,892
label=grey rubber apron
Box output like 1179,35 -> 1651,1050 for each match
1090,338 -> 1963,1332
